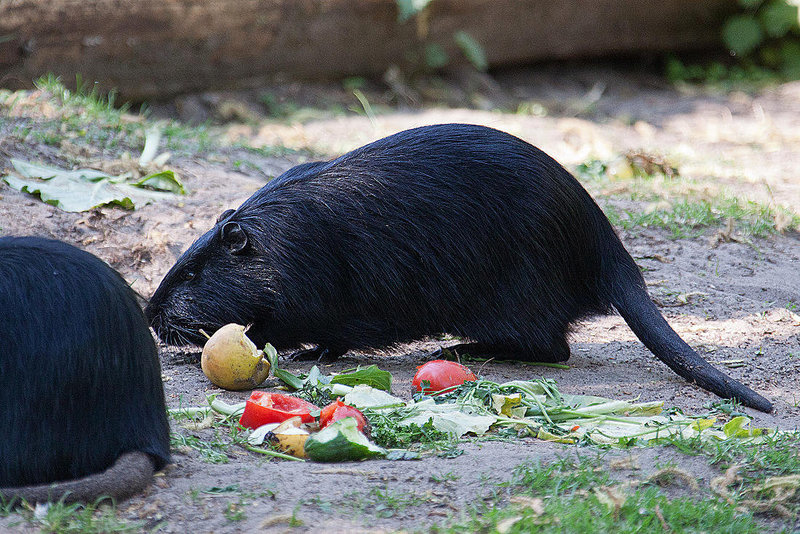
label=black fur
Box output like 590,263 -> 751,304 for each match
0,237 -> 170,502
146,123 -> 772,412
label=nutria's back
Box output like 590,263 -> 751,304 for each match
150,124 -> 616,355
0,237 -> 170,501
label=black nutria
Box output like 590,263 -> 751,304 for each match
0,237 -> 170,504
146,123 -> 772,412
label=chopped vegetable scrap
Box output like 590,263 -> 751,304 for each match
201,324 -> 271,390
412,359 -> 477,394
173,360 -> 780,464
239,391 -> 319,429
305,418 -> 386,462
319,400 -> 370,434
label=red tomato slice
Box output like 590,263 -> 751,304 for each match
239,391 -> 319,429
319,400 -> 368,432
412,359 -> 477,394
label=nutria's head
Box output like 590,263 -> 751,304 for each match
145,209 -> 276,346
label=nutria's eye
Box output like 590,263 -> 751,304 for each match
182,270 -> 196,282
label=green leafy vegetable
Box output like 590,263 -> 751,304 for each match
415,378 -> 778,446
3,159 -> 180,212
723,415 -> 770,438
262,345 -> 312,390
369,415 -> 452,449
343,385 -> 405,410
330,365 -> 392,391
399,399 -> 496,437
135,170 -> 185,194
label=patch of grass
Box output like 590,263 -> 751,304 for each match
186,484 -> 275,523
604,197 -> 798,238
0,497 -> 15,518
430,471 -> 461,483
223,500 -> 247,522
258,91 -> 347,124
659,430 -> 800,519
304,495 -> 334,514
231,159 -> 265,174
0,76 -> 225,163
233,142 -> 304,158
31,129 -> 63,146
288,506 -> 305,527
342,487 -> 427,519
664,430 -> 800,480
161,122 -> 214,154
434,453 -> 762,534
438,486 -> 759,534
574,157 -> 800,237
1,76 -> 143,157
505,453 -> 612,493
169,416 -> 249,464
171,433 -> 234,464
187,484 -> 275,505
35,73 -> 130,121
19,499 -> 144,533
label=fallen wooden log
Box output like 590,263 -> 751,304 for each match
0,0 -> 736,100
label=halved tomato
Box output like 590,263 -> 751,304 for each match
412,359 -> 477,394
319,400 -> 369,433
239,391 -> 319,429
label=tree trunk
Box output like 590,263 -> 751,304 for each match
0,0 -> 736,100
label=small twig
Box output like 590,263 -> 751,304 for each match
710,465 -> 740,505
654,503 -> 672,533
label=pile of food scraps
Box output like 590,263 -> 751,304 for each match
170,323 -> 779,464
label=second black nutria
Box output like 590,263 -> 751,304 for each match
0,237 -> 170,504
146,123 -> 772,412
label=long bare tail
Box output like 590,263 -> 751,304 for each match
0,451 -> 155,505
607,263 -> 773,412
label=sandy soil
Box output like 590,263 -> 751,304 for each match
0,64 -> 799,532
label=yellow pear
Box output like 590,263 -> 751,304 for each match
201,324 -> 270,390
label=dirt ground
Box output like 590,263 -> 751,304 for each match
1,64 -> 799,532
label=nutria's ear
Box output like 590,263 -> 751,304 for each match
221,221 -> 248,255
216,209 -> 236,224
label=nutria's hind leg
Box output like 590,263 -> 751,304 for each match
524,336 -> 571,363
288,345 -> 346,362
441,337 -> 571,363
